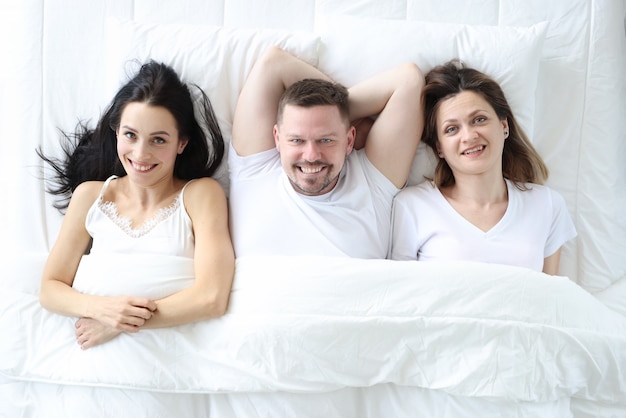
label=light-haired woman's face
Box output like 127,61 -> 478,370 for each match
435,91 -> 508,180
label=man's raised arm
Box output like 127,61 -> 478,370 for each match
232,46 -> 331,157
348,63 -> 424,188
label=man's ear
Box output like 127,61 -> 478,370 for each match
346,125 -> 356,155
273,124 -> 280,151
352,117 -> 373,151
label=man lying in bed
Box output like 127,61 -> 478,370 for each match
229,46 -> 424,258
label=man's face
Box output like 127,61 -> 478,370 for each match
274,104 -> 355,196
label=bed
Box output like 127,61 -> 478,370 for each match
1,0 -> 625,417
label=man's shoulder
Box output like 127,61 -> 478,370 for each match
229,144 -> 281,181
345,149 -> 398,194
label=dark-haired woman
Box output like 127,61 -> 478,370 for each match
39,61 -> 234,349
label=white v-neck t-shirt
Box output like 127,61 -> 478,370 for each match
389,179 -> 576,271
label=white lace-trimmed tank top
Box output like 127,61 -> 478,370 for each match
85,176 -> 195,258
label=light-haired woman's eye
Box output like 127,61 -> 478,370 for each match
443,126 -> 457,135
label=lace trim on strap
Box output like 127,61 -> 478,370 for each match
98,198 -> 180,238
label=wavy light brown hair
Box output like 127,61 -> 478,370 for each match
421,59 -> 548,189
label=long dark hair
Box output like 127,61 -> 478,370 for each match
421,59 -> 548,189
38,60 -> 224,211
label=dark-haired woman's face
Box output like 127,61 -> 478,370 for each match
116,103 -> 188,185
435,91 -> 508,180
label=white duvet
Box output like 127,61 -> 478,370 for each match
1,254 -> 625,406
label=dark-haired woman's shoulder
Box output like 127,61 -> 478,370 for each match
66,181 -> 104,214
182,177 -> 228,220
55,181 -> 104,250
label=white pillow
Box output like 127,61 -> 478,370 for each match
104,19 -> 320,190
314,14 -> 549,186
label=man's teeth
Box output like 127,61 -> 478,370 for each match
463,145 -> 485,155
301,166 -> 323,174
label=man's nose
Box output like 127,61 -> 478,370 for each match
302,141 -> 322,161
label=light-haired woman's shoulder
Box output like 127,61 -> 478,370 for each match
398,179 -> 437,197
394,179 -> 439,207
517,181 -> 559,198
512,180 -> 569,210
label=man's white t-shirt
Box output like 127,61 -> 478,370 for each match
390,179 -> 577,271
228,144 -> 399,259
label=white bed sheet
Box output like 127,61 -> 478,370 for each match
1,255 -> 624,409
2,375 -> 585,418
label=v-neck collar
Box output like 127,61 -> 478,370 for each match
433,179 -> 512,235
